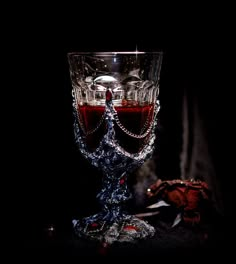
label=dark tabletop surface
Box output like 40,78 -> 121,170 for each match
19,207 -> 229,261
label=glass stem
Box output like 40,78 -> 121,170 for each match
96,172 -> 132,222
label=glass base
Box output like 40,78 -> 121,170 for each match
73,215 -> 155,244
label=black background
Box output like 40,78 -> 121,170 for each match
6,6 -> 232,257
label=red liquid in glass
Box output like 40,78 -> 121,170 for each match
78,103 -> 154,153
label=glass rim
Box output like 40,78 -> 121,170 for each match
67,51 -> 163,56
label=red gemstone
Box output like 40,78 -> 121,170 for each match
106,90 -> 112,101
123,225 -> 139,231
91,223 -> 99,227
119,178 -> 125,184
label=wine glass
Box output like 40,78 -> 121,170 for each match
68,51 -> 163,244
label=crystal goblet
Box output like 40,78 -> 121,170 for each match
68,51 -> 163,244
